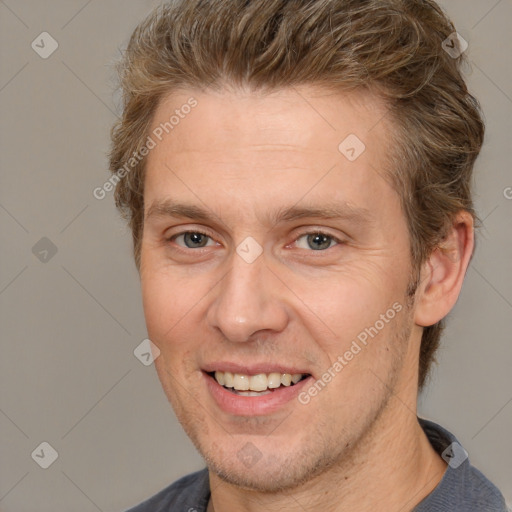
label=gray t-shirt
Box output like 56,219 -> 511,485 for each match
126,419 -> 508,511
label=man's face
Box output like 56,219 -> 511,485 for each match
140,86 -> 419,491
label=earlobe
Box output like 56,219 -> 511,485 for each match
414,211 -> 474,327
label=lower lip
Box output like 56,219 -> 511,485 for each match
204,372 -> 313,416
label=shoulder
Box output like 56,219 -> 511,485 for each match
125,468 -> 210,512
415,418 -> 508,512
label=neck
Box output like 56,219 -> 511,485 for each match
208,380 -> 446,512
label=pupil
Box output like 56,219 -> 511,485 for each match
185,232 -> 208,248
307,233 -> 331,250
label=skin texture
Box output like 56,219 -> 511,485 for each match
140,86 -> 473,511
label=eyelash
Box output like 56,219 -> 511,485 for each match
168,230 -> 216,248
167,229 -> 343,251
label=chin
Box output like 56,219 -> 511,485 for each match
200,437 -> 343,493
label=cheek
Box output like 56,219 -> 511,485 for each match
140,258 -> 216,369
141,272 -> 169,338
288,263 -> 406,351
140,264 -> 192,348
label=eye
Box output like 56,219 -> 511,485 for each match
171,231 -> 216,249
295,232 -> 339,251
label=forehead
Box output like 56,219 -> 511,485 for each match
150,85 -> 390,156
144,85 -> 398,220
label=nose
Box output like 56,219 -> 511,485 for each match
206,251 -> 289,343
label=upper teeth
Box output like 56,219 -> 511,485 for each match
214,371 -> 304,391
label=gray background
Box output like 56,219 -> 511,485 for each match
0,1 -> 510,510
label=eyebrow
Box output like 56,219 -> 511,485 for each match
146,200 -> 213,223
145,198 -> 373,226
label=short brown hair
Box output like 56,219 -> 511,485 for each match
109,0 -> 484,389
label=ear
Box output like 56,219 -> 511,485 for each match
414,211 -> 474,327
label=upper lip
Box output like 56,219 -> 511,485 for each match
202,362 -> 311,376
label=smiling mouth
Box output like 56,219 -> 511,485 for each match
207,371 -> 310,396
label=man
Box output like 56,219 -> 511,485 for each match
109,0 -> 508,510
